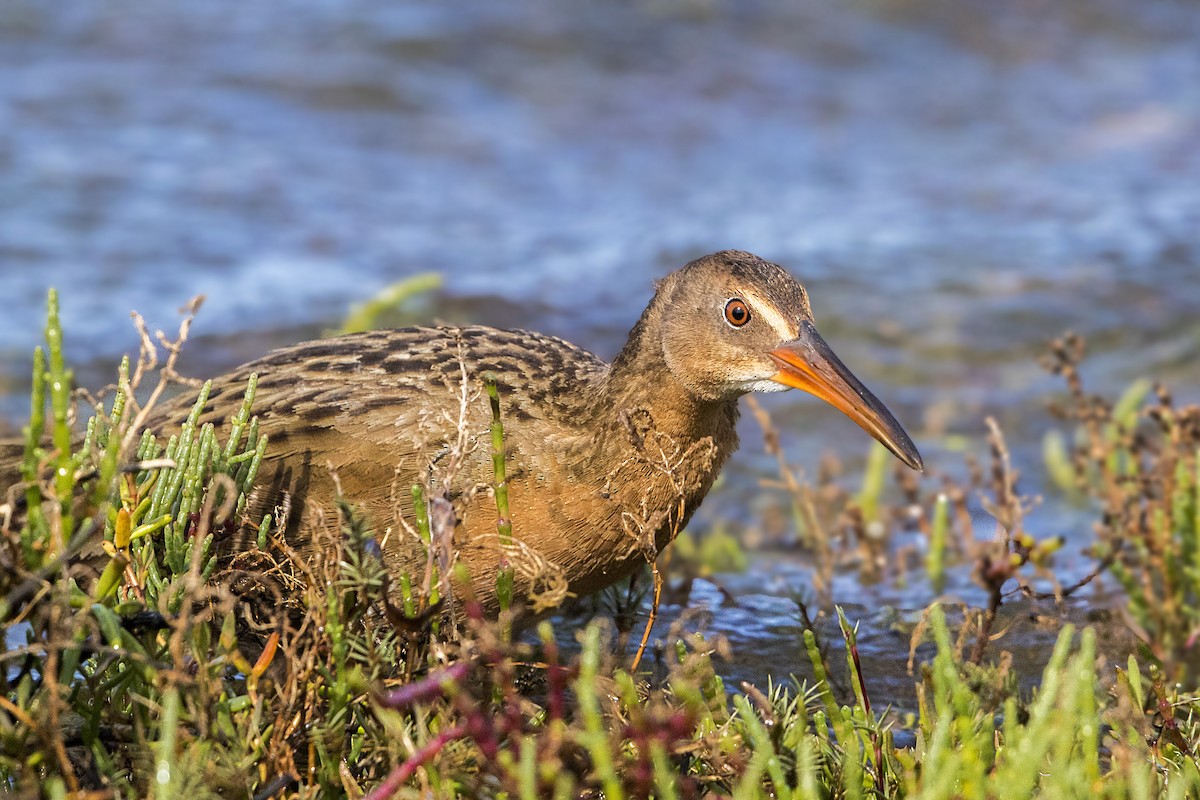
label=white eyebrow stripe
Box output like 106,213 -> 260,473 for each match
739,289 -> 797,341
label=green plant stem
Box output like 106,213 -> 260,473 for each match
483,372 -> 515,625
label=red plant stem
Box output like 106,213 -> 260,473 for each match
848,641 -> 870,717
377,661 -> 470,710
847,638 -> 887,796
547,664 -> 568,722
364,724 -> 468,800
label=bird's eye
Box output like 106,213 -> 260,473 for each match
724,298 -> 751,328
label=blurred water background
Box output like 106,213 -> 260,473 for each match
1,0 -> 1197,695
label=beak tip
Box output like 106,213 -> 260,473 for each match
899,443 -> 924,474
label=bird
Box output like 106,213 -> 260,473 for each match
3,251 -> 922,616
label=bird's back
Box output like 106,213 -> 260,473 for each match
2,326 -> 616,609
151,325 -> 618,609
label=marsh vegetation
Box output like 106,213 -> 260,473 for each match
2,289 -> 1200,799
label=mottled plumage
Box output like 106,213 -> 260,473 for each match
164,317 -> 738,610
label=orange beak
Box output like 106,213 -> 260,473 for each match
768,321 -> 923,472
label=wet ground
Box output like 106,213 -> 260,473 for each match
1,0 -> 1197,703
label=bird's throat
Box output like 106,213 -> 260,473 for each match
591,313 -> 741,510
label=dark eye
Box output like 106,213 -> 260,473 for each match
724,298 -> 751,328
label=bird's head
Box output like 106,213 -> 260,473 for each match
654,250 -> 923,472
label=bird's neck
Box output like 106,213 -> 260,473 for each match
572,309 -> 739,562
592,307 -> 740,465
